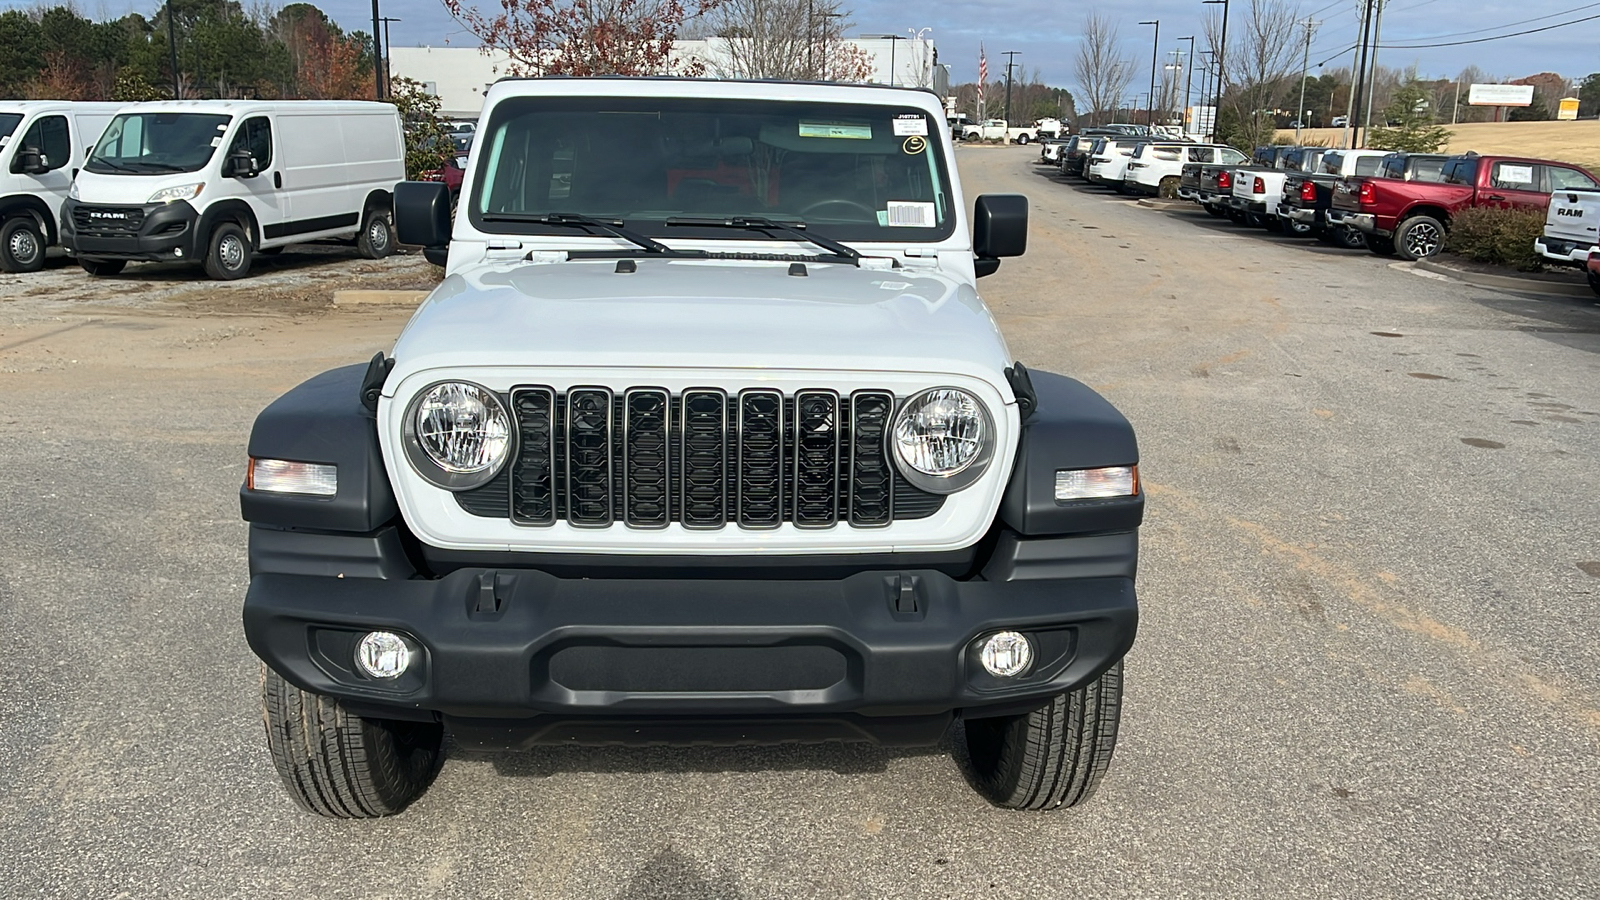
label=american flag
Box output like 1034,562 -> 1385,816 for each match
978,44 -> 987,103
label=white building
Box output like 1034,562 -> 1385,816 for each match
390,36 -> 945,120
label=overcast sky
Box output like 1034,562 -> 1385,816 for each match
46,0 -> 1600,90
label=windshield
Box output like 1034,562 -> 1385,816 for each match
473,96 -> 954,242
86,112 -> 232,175
0,113 -> 21,146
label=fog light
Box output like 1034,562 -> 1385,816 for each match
978,631 -> 1033,677
173,247 -> 183,257
355,631 -> 413,679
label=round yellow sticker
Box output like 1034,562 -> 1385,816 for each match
902,135 -> 927,155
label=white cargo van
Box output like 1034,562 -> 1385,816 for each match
63,100 -> 404,279
0,101 -> 123,272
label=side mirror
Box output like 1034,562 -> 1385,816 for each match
972,193 -> 1028,277
395,181 -> 451,250
225,148 -> 258,178
16,148 -> 46,175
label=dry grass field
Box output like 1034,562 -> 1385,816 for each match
1277,120 -> 1600,171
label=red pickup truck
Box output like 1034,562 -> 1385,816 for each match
1330,153 -> 1600,260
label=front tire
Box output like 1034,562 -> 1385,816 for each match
78,258 -> 127,276
203,222 -> 252,280
1017,134 -> 1030,145
261,665 -> 442,818
0,217 -> 46,273
1395,214 -> 1445,261
959,661 -> 1123,810
357,207 -> 394,259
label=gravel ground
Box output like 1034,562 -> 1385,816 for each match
0,147 -> 1597,899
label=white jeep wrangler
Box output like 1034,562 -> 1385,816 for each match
241,77 -> 1142,817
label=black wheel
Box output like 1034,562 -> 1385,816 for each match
0,217 -> 46,273
357,207 -> 394,259
1588,267 -> 1600,298
1226,207 -> 1246,223
960,662 -> 1123,810
1395,214 -> 1445,261
1203,203 -> 1227,218
203,222 -> 252,280
78,258 -> 127,276
1017,134 -> 1030,145
1367,234 -> 1397,257
1245,210 -> 1270,228
1335,226 -> 1367,250
1283,217 -> 1314,236
260,665 -> 442,818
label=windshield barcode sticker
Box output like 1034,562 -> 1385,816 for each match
798,122 -> 872,140
884,202 -> 936,228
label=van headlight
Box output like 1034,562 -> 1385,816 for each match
889,388 -> 995,493
402,381 -> 513,490
148,183 -> 203,203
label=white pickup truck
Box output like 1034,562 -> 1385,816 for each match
1535,188 -> 1600,266
961,118 -> 1051,144
1228,148 -> 1324,230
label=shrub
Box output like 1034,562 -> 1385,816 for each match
1446,206 -> 1547,271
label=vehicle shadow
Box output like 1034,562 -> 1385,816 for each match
450,734 -> 952,778
1461,286 -> 1600,355
69,242 -> 383,283
610,846 -> 747,900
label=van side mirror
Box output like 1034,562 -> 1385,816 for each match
225,148 -> 258,178
972,193 -> 1028,277
395,181 -> 452,250
15,147 -> 46,175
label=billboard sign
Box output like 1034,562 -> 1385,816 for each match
1559,97 -> 1580,121
1468,84 -> 1535,107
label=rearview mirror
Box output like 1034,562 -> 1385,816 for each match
972,193 -> 1028,277
395,181 -> 451,250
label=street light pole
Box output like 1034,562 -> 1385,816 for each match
1139,20 -> 1159,126
1296,18 -> 1316,140
1002,50 -> 1020,126
380,16 -> 401,99
881,34 -> 906,87
371,0 -> 383,99
1177,36 -> 1195,134
165,0 -> 180,99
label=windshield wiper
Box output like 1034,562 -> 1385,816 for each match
665,216 -> 861,265
479,212 -> 701,257
86,158 -> 135,173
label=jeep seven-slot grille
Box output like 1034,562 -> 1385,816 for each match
71,206 -> 145,237
456,387 -> 945,528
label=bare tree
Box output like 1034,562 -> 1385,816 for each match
705,0 -> 869,81
1073,11 -> 1136,126
1207,0 -> 1300,146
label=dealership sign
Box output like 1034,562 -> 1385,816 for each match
1467,84 -> 1535,107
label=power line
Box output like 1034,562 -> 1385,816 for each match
1379,11 -> 1600,48
1387,1 -> 1600,41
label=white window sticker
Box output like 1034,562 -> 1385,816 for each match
210,137 -> 222,147
0,135 -> 8,146
1498,164 -> 1535,185
893,117 -> 928,136
799,122 -> 872,140
884,201 -> 936,228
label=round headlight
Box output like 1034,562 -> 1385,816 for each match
402,381 -> 512,490
890,387 -> 995,494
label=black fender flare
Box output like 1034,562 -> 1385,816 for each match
0,193 -> 59,246
196,198 -> 263,252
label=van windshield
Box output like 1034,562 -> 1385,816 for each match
472,96 -> 954,242
0,113 -> 21,145
85,112 -> 233,175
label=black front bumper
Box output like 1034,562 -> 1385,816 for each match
244,526 -> 1138,748
61,199 -> 200,261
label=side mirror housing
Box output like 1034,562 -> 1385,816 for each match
972,193 -> 1028,276
15,148 -> 46,175
225,148 -> 259,178
395,181 -> 452,250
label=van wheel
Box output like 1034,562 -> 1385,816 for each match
261,665 -> 442,818
79,258 -> 127,276
959,661 -> 1123,810
358,208 -> 394,260
0,217 -> 46,273
203,223 -> 252,280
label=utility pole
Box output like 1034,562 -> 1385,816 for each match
1296,18 -> 1317,140
1002,50 -> 1020,125
1179,35 -> 1195,135
1202,0 -> 1230,112
1363,0 -> 1387,140
1139,20 -> 1159,126
1348,0 -> 1376,149
371,0 -> 383,99
165,0 -> 180,99
380,17 -> 401,98
1198,51 -> 1212,136
1452,79 -> 1462,125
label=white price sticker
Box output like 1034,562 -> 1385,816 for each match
1497,164 -> 1535,185
892,117 -> 928,136
883,201 -> 936,228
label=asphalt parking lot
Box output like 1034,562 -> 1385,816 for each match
1,147 -> 1597,899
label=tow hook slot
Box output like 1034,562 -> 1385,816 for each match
474,571 -> 514,615
885,574 -> 926,619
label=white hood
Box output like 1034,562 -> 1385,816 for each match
386,256 -> 1015,394
73,170 -> 209,205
